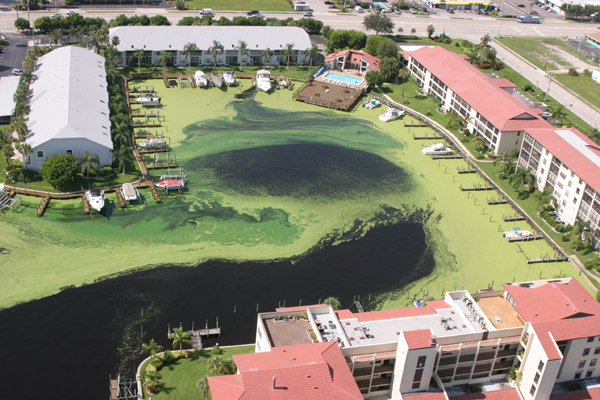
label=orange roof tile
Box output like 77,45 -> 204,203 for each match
403,391 -> 448,400
406,46 -> 550,132
551,387 -> 600,399
426,300 -> 452,310
209,342 -> 362,400
404,329 -> 435,350
325,49 -> 381,71
450,388 -> 522,400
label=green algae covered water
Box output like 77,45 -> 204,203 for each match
0,79 -> 572,310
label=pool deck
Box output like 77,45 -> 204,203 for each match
294,70 -> 365,111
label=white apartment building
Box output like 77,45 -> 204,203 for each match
109,26 -> 311,68
252,278 -> 600,400
518,127 -> 600,247
402,46 -> 551,156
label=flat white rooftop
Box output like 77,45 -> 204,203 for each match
0,76 -> 20,117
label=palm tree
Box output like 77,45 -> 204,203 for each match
305,44 -> 320,67
183,42 -> 198,68
446,111 -> 462,129
112,124 -> 130,147
197,375 -> 209,400
170,327 -> 191,351
132,49 -> 145,71
533,187 -> 554,209
49,29 -> 62,45
0,131 -> 15,167
208,40 -> 224,69
509,167 -> 534,193
156,51 -> 173,69
17,142 -> 31,167
284,43 -> 295,69
10,114 -> 27,142
144,370 -> 161,393
570,221 -> 585,251
207,355 -> 226,375
141,338 -> 163,362
222,358 -> 237,375
111,35 -> 120,47
113,146 -> 135,175
398,68 -> 411,98
78,150 -> 99,181
552,105 -> 567,124
260,48 -> 273,65
237,40 -> 249,70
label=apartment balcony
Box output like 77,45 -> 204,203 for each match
493,361 -> 515,370
497,350 -> 518,358
473,364 -> 492,374
353,365 -> 394,377
438,369 -> 454,378
439,357 -> 458,366
456,366 -> 472,375
371,377 -> 392,387
477,352 -> 496,361
459,354 -> 476,363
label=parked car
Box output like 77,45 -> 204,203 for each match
304,11 -> 313,16
199,8 -> 213,15
409,8 -> 416,13
51,12 -> 62,18
254,13 -> 265,18
11,69 -> 23,76
65,10 -> 78,15
394,8 -> 402,13
517,3 -> 526,7
447,8 -> 454,13
382,7 -> 392,12
530,10 -> 538,14
329,5 -> 338,9
247,10 -> 260,15
324,1 -> 334,4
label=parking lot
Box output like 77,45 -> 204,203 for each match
0,32 -> 29,77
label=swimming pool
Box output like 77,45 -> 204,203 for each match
323,72 -> 365,86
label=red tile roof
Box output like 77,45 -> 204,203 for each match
403,391 -> 448,400
404,329 -> 435,349
524,127 -> 600,195
405,46 -> 550,132
325,49 -> 381,71
551,387 -> 600,399
426,300 -> 452,310
503,277 -> 600,323
335,306 -> 438,323
449,388 -> 521,400
208,342 -> 362,400
532,317 -> 600,360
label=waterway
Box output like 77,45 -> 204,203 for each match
0,220 -> 431,400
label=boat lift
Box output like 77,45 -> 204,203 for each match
159,167 -> 187,182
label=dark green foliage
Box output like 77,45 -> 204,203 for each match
568,67 -> 579,76
327,29 -> 367,52
380,57 -> 400,82
295,17 -> 323,34
365,71 -> 385,88
7,168 -> 37,183
39,154 -> 79,191
14,17 -> 30,31
363,12 -> 395,35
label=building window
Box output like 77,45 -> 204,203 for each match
417,356 -> 426,369
37,151 -> 44,158
534,372 -> 540,384
595,348 -> 600,355
66,150 -> 73,155
579,360 -> 587,369
538,361 -> 545,371
586,370 -> 593,378
584,348 -> 591,356
575,372 -> 582,379
591,359 -> 597,367
530,385 -> 536,396
412,382 -> 420,389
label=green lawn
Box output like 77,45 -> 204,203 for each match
555,73 -> 600,109
123,64 -> 319,81
141,345 -> 255,399
182,0 -> 293,11
498,37 -> 598,71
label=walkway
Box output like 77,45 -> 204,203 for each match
492,39 -> 600,130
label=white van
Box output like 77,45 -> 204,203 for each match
200,8 -> 213,15
354,5 -> 364,12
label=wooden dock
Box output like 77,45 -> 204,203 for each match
146,181 -> 162,203
82,194 -> 90,214
432,155 -> 462,159
461,186 -> 495,191
508,235 -> 542,242
36,196 -> 50,217
487,199 -> 507,205
132,123 -> 161,128
354,300 -> 365,313
504,216 -> 525,221
146,163 -> 178,170
457,169 -> 477,174
191,332 -> 203,350
115,188 -> 126,208
138,148 -> 169,154
526,256 -> 569,264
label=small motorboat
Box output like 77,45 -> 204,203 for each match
363,98 -> 380,109
138,139 -> 167,150
502,230 -> 532,241
378,107 -> 404,122
195,70 -> 208,87
85,189 -> 105,213
211,74 -> 223,88
120,183 -> 140,202
222,72 -> 237,86
256,69 -> 272,92
156,179 -> 185,190
135,97 -> 161,106
421,143 -> 453,155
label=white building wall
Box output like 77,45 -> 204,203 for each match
254,316 -> 271,353
393,336 -> 437,396
557,337 -> 600,382
29,138 -> 112,171
518,328 -> 561,400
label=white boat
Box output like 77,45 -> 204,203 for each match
85,189 -> 105,213
211,74 -> 223,88
363,98 -> 380,109
120,183 -> 140,202
138,139 -> 167,150
421,143 -> 453,155
256,69 -> 272,92
378,107 -> 404,122
135,96 -> 160,105
156,179 -> 185,190
502,230 -> 532,240
222,72 -> 237,86
194,70 -> 208,87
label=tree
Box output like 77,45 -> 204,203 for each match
183,42 -> 198,68
207,355 -> 226,375
427,24 -> 435,39
77,150 -> 99,181
305,44 -> 320,66
14,17 -> 30,32
533,187 -> 554,209
327,30 -> 367,52
323,296 -> 342,310
170,327 -> 191,351
113,145 -> 135,175
174,0 -> 186,10
150,15 -> 171,26
141,339 -> 163,362
377,37 -> 400,59
144,369 -> 161,393
111,35 -> 120,47
17,142 -> 32,167
380,57 -> 400,82
40,153 -> 79,191
552,104 -> 567,124
509,167 -> 534,194
411,28 -> 416,34
398,27 -> 404,34
321,25 -> 333,40
132,49 -> 145,71
49,29 -> 62,45
446,110 -> 462,129
0,131 -> 15,167
197,375 -> 209,400
569,221 -> 585,251
365,71 -> 385,89
398,68 -> 411,98
237,40 -> 249,70
363,13 -> 395,35
260,47 -> 273,65
284,43 -> 295,69
156,51 -> 173,69
208,40 -> 224,69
